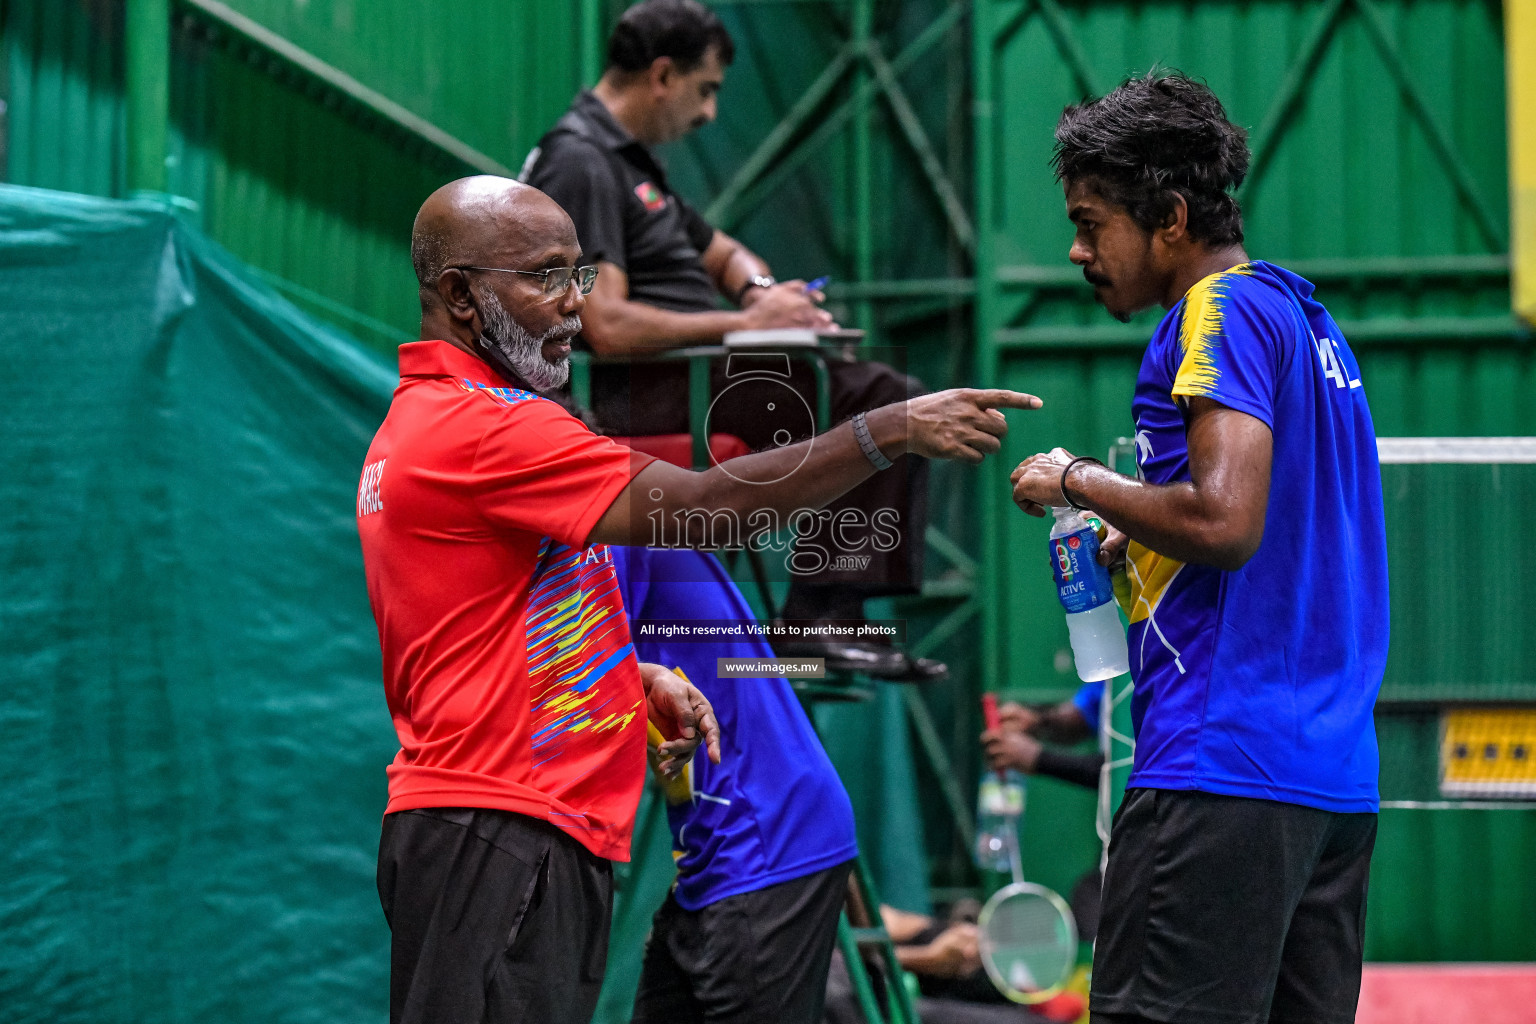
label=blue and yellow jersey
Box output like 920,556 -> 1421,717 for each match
1126,261 -> 1389,813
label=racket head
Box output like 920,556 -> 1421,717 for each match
977,881 -> 1079,1004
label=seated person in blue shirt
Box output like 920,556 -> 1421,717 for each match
612,545 -> 859,1024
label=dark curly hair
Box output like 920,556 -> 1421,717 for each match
607,0 -> 735,75
1053,72 -> 1250,247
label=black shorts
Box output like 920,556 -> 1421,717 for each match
1091,788 -> 1377,1024
631,860 -> 854,1024
377,807 -> 613,1024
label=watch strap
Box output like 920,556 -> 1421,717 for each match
735,274 -> 775,304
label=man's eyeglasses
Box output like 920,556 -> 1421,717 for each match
452,264 -> 599,295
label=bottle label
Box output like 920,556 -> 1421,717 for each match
978,777 -> 1024,816
1050,526 -> 1114,613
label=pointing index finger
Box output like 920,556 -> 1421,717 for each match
971,389 -> 1043,411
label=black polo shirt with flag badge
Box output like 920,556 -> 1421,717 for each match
522,91 -> 718,314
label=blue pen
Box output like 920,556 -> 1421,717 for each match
804,275 -> 830,294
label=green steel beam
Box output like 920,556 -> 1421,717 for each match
689,355 -> 711,470
569,353 -> 593,411
886,61 -> 972,247
924,524 -> 978,577
581,0 -> 604,87
703,41 -> 860,224
712,1 -> 967,231
828,278 -> 977,300
867,44 -> 976,255
1036,0 -> 1104,99
992,0 -> 1038,56
995,253 -> 1511,291
973,0 -> 1004,697
812,255 -> 1513,301
879,296 -> 976,330
1240,0 -> 1350,206
1282,253 -> 1511,281
125,0 -> 171,193
908,599 -> 978,658
917,575 -> 974,600
1352,0 -> 1506,250
836,918 -> 890,1024
852,0 -> 875,338
703,43 -> 859,225
177,0 -> 514,176
903,687 -> 977,851
1284,315 -> 1530,343
993,314 -> 1530,350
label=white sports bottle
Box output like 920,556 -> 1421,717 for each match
1048,506 -> 1130,682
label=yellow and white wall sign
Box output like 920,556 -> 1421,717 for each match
1512,0 -> 1536,325
1441,708 -> 1536,797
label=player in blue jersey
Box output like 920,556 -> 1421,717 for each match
612,546 -> 859,1024
1010,73 -> 1388,1024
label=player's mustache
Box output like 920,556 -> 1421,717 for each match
1083,268 -> 1112,287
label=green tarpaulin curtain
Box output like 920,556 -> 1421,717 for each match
0,185 -> 936,1022
2,184 -> 397,1022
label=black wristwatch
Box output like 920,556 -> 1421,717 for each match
735,274 -> 776,304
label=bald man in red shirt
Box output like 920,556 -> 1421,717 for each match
358,175 -> 1041,1024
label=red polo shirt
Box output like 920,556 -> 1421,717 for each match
356,341 -> 655,860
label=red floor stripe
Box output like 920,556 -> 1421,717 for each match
1356,964 -> 1536,1024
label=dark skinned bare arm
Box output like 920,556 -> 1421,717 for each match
700,229 -> 835,323
579,261 -> 745,355
589,389 -> 1041,547
698,229 -> 768,302
997,699 -> 1093,743
1009,396 -> 1272,571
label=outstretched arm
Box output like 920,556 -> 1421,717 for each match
588,389 -> 1043,547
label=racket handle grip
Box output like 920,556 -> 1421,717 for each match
981,692 -> 1002,732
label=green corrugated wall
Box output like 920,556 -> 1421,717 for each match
3,0 -> 587,348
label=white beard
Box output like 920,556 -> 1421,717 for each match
475,286 -> 577,393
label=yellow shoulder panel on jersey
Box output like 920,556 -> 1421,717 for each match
1172,264 -> 1253,399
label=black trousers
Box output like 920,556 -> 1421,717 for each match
631,860 -> 853,1024
377,808 -> 613,1024
590,355 -> 928,598
1091,788 -> 1377,1024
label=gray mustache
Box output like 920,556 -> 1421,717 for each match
541,316 -> 583,346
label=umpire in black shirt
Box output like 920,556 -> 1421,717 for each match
524,0 -> 939,680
